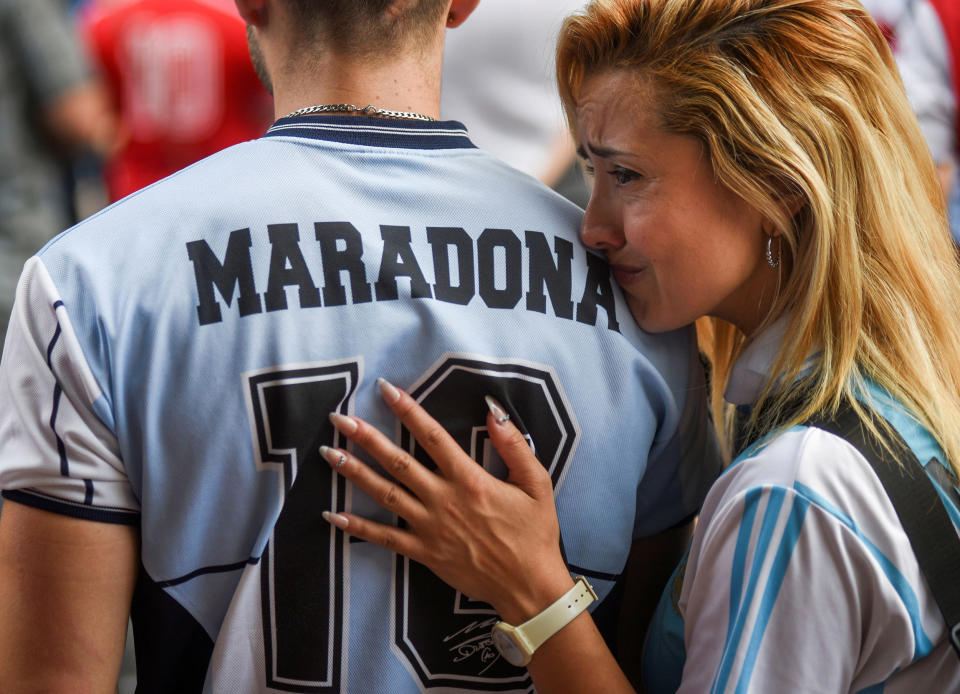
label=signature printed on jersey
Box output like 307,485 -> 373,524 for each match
445,617 -> 503,675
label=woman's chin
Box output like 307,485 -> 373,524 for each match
629,305 -> 695,334
638,319 -> 689,334
626,298 -> 675,334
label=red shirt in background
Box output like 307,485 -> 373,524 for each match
83,0 -> 272,201
928,0 -> 960,143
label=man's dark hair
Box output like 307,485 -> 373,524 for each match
285,0 -> 449,56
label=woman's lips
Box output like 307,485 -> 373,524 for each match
610,264 -> 645,285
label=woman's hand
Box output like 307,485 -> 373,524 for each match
321,378 -> 575,625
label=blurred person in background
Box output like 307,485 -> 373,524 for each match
893,0 -> 960,244
440,0 -> 590,206
79,0 -> 272,203
0,0 -> 117,353
861,0 -> 917,49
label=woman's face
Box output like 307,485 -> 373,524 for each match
576,70 -> 779,334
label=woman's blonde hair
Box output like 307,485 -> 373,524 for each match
557,0 -> 960,474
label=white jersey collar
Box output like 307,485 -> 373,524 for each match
724,316 -> 792,406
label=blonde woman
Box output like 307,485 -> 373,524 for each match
321,0 -> 960,690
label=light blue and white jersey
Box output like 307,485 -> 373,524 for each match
644,319 -> 960,693
0,115 -> 719,693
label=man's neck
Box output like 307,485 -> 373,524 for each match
271,49 -> 444,122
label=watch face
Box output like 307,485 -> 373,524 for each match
491,626 -> 529,667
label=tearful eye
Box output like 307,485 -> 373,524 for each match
610,166 -> 641,185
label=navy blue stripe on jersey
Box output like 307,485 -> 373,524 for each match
46,304 -> 97,505
44,319 -> 72,479
265,115 -> 475,150
50,384 -> 68,476
1,488 -> 139,525
45,322 -> 61,365
567,563 -> 619,583
157,556 -> 261,588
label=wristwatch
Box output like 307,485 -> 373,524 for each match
490,577 -> 597,667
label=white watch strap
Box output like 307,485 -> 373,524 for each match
516,577 -> 598,653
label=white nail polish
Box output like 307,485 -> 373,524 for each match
377,377 -> 401,405
485,395 -> 510,424
329,412 -> 358,434
322,510 -> 349,530
320,446 -> 348,470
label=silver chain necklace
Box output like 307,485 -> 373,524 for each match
283,103 -> 437,122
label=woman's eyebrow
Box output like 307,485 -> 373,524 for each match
577,142 -> 630,159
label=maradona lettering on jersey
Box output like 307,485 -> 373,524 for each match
186,222 -> 621,332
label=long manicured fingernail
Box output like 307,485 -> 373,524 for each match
377,377 -> 401,405
322,510 -> 349,530
485,395 -> 510,424
329,412 -> 358,435
319,445 -> 348,470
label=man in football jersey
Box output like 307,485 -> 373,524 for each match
0,0 -> 720,691
0,0 -> 118,354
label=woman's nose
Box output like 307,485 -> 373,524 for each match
580,194 -> 625,251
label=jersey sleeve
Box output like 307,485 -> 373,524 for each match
0,257 -> 137,524
676,480 -> 922,692
633,346 -> 723,537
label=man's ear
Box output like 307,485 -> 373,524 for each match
446,0 -> 480,28
235,0 -> 268,26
